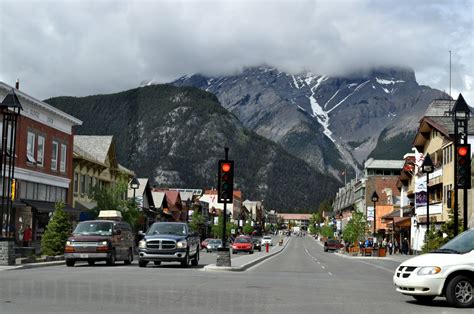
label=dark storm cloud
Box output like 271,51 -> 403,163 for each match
0,0 -> 472,103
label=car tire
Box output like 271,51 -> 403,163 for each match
154,261 -> 161,266
412,295 -> 435,304
324,248 -> 328,252
181,250 -> 189,268
87,261 -> 95,266
250,250 -> 254,254
124,249 -> 133,265
191,250 -> 199,267
66,260 -> 75,267
445,275 -> 474,308
106,249 -> 116,266
138,259 -> 148,268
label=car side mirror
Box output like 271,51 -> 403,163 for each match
114,229 -> 122,236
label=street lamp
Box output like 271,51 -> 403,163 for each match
421,153 -> 434,231
186,198 -> 192,223
130,177 -> 140,204
0,88 -> 22,238
371,191 -> 379,238
451,94 -> 471,234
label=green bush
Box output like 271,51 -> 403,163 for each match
41,202 -> 72,256
320,224 -> 334,239
242,223 -> 254,235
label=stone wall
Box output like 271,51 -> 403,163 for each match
0,239 -> 16,265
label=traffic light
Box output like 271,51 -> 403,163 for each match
456,144 -> 471,189
218,160 -> 234,203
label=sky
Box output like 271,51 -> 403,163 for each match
0,0 -> 473,104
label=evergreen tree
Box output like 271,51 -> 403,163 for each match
41,202 -> 72,256
342,211 -> 368,245
422,209 -> 463,253
189,209 -> 206,235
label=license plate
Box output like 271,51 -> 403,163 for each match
79,254 -> 89,258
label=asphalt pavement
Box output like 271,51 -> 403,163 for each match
0,236 -> 471,314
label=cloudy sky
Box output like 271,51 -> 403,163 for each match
0,0 -> 472,104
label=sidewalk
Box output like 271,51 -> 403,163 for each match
312,237 -> 412,263
0,256 -> 65,272
203,236 -> 290,272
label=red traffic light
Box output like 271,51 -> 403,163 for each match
221,163 -> 231,172
458,146 -> 468,156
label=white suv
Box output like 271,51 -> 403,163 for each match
261,236 -> 273,246
393,229 -> 474,308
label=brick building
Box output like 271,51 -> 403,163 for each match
0,81 -> 82,245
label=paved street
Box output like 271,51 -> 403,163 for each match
0,236 -> 471,314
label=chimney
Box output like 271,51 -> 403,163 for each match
15,79 -> 19,90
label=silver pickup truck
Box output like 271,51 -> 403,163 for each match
137,222 -> 200,268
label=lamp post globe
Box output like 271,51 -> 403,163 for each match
371,191 -> 379,238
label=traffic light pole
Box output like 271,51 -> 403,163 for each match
454,124 -> 459,237
222,147 -> 229,248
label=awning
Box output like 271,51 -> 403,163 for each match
22,200 -> 82,213
75,200 -> 97,211
0,197 -> 27,208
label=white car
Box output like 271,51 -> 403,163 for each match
261,236 -> 273,246
393,229 -> 474,308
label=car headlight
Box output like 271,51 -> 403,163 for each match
177,240 -> 187,248
66,240 -> 72,246
98,240 -> 108,246
417,266 -> 441,275
138,240 -> 147,248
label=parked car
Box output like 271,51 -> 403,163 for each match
393,229 -> 474,308
201,238 -> 213,250
64,220 -> 134,267
252,237 -> 262,251
138,222 -> 200,268
232,236 -> 254,254
324,239 -> 343,252
206,239 -> 223,252
261,235 -> 273,246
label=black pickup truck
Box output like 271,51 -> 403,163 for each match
137,222 -> 200,268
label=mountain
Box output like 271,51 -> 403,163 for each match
45,85 -> 340,212
172,66 -> 450,179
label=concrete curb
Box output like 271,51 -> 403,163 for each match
203,238 -> 290,272
0,260 -> 65,271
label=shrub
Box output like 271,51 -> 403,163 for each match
41,202 -> 72,256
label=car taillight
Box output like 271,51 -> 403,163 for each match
64,246 -> 74,253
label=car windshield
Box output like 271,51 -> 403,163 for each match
147,223 -> 187,236
73,222 -> 113,236
434,230 -> 474,254
209,240 -> 222,244
263,236 -> 271,240
235,237 -> 250,243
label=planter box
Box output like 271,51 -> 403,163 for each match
378,247 -> 387,257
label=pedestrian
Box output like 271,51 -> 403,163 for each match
402,237 -> 409,255
394,240 -> 400,254
388,240 -> 393,255
23,224 -> 32,247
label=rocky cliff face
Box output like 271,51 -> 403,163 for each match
45,84 -> 340,212
172,66 -> 449,178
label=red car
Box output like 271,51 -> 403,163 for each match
201,238 -> 213,250
324,239 -> 343,252
232,236 -> 254,254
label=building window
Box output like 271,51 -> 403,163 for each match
81,174 -> 86,195
27,132 -> 36,163
37,136 -> 45,166
60,144 -> 67,172
74,173 -> 79,194
51,141 -> 59,170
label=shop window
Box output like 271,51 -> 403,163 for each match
26,182 -> 35,199
37,136 -> 45,166
74,173 -> 79,194
80,174 -> 86,195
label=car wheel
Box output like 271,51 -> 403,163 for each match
191,249 -> 199,267
87,261 -> 95,266
124,249 -> 133,265
249,250 -> 254,254
181,250 -> 190,268
138,259 -> 148,268
66,260 -> 75,267
154,261 -> 161,266
446,275 -> 474,308
412,295 -> 435,304
324,248 -> 328,252
106,249 -> 116,266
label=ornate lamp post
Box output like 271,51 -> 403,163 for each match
421,153 -> 434,231
450,94 -> 471,234
0,89 -> 22,238
130,177 -> 140,204
371,191 -> 379,239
